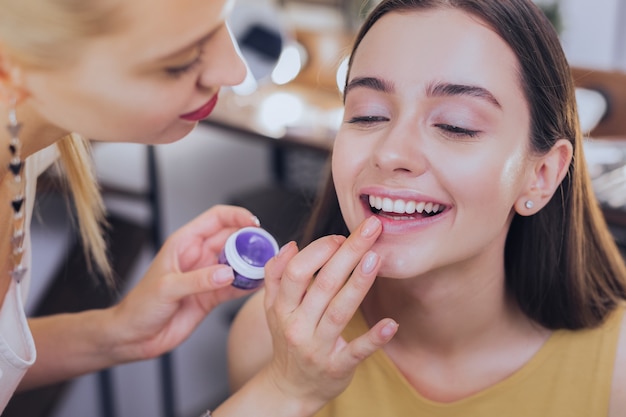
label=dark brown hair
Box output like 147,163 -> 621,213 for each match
302,0 -> 626,330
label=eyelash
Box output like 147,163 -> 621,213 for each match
434,124 -> 480,138
346,115 -> 389,125
346,116 -> 480,139
164,51 -> 204,78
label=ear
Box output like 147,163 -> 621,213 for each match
0,44 -> 27,104
514,138 -> 573,216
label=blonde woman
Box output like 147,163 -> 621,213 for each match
0,0 -> 394,415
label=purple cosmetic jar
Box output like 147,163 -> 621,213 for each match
219,226 -> 279,290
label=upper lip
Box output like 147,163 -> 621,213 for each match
180,93 -> 219,120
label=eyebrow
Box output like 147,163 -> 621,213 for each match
344,76 -> 394,97
427,81 -> 502,109
344,76 -> 502,109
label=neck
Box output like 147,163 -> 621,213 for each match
362,261 -> 542,357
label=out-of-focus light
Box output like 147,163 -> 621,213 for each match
271,44 -> 304,85
232,60 -> 258,96
336,56 -> 349,94
258,92 -> 304,134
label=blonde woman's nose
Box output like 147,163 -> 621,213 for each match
197,24 -> 247,89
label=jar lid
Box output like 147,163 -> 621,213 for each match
224,227 -> 279,279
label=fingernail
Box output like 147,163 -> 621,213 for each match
213,266 -> 234,284
277,241 -> 294,258
361,251 -> 379,274
381,320 -> 398,338
332,235 -> 347,244
251,216 -> 261,227
361,216 -> 381,238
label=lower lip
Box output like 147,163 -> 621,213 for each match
361,202 -> 447,234
180,94 -> 219,121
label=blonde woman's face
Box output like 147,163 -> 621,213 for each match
21,0 -> 246,144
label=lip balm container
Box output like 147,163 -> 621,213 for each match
219,226 -> 279,290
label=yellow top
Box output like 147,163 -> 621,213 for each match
315,306 -> 624,417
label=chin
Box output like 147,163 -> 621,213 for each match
143,123 -> 197,145
375,245 -> 438,280
378,265 -> 420,280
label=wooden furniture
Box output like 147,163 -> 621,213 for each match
572,67 -> 626,138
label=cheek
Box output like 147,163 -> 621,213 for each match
331,134 -> 367,229
75,83 -> 192,141
432,138 -> 525,210
457,149 -> 528,216
331,147 -> 351,205
500,149 -> 529,189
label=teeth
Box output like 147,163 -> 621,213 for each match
368,195 -> 444,215
382,198 -> 394,212
393,199 -> 405,214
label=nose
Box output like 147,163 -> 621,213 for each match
372,122 -> 429,176
197,24 -> 247,89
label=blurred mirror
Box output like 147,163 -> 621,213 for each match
229,1 -> 308,94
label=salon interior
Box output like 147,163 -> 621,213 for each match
6,0 -> 626,416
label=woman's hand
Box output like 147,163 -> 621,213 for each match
260,216 -> 398,413
106,204 -> 260,362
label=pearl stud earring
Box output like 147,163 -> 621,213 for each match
525,200 -> 534,209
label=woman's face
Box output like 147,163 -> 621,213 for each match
20,0 -> 246,144
333,9 -> 534,279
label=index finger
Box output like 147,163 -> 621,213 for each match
178,205 -> 259,239
299,216 -> 382,321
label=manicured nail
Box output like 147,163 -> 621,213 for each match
251,216 -> 261,227
332,235 -> 347,245
213,266 -> 234,284
380,320 -> 398,338
361,216 -> 381,238
361,251 -> 379,274
277,241 -> 294,258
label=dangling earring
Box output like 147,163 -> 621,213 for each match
6,100 -> 27,283
525,200 -> 534,210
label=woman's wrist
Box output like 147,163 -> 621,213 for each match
214,366 -> 325,417
95,304 -> 144,364
80,306 -> 134,366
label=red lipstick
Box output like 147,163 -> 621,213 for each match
180,94 -> 219,121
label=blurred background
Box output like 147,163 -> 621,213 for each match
7,0 -> 626,416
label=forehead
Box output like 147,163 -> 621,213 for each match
350,9 -> 523,102
106,0 -> 233,61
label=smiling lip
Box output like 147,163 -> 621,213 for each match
180,94 -> 219,121
362,199 -> 447,234
359,189 -> 449,233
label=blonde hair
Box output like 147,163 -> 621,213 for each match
0,0 -> 127,284
56,134 -> 113,284
0,0 -> 126,69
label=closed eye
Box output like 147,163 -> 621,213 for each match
435,123 -> 480,138
346,115 -> 389,125
165,54 -> 204,78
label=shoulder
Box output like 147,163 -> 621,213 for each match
227,289 -> 273,392
609,305 -> 626,417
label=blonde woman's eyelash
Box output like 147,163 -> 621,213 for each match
166,37 -> 214,78
165,51 -> 204,78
